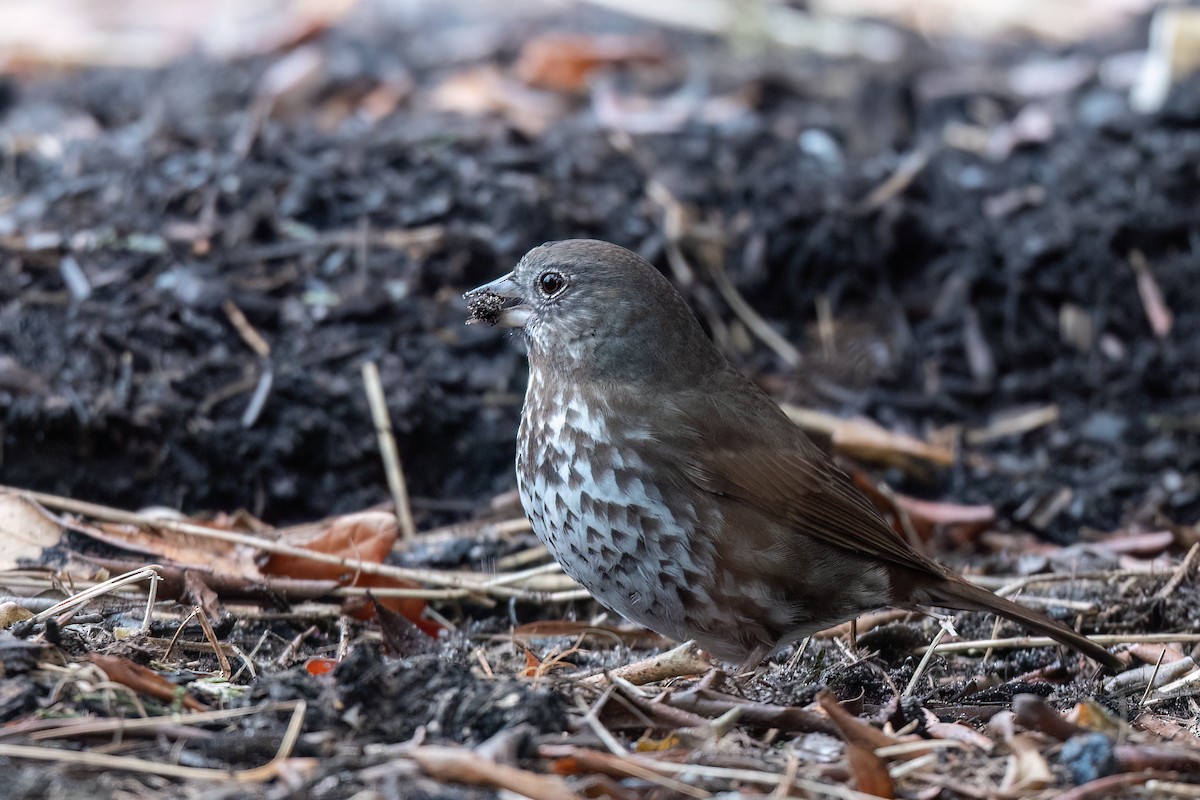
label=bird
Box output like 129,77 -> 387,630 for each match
465,239 -> 1121,674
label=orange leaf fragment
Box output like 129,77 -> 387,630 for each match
90,654 -> 207,712
264,511 -> 397,580
515,34 -> 665,92
522,648 -> 544,678
305,657 -> 337,676
264,511 -> 437,636
846,742 -> 896,798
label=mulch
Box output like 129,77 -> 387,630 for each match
1,1 -> 1199,797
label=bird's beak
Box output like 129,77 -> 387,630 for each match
463,272 -> 531,328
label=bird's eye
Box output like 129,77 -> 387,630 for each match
538,271 -> 566,296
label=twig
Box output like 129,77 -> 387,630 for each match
362,361 -> 416,544
240,367 -> 273,429
1140,648 -> 1168,707
0,701 -> 308,782
904,617 -> 957,697
23,701 -> 284,740
33,565 -> 162,623
964,404 -> 1060,445
917,633 -> 1200,656
580,640 -> 713,686
1129,250 -> 1174,338
854,149 -> 929,212
703,247 -> 803,368
193,605 -> 232,678
1156,542 -> 1199,599
163,606 -> 200,664
5,488 -> 486,592
221,300 -> 271,358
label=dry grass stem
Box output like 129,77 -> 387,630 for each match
362,361 -> 417,544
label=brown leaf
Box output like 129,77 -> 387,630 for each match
89,654 -> 207,712
265,511 -> 397,579
1011,693 -> 1081,741
83,517 -> 263,581
430,65 -> 565,137
817,690 -> 899,751
0,493 -> 65,569
922,709 -> 995,753
182,569 -> 225,622
846,742 -> 895,798
1000,734 -> 1053,792
514,34 -> 665,92
412,745 -> 577,800
265,512 -> 436,635
851,473 -> 995,545
370,592 -> 436,658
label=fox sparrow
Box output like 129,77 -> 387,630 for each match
466,240 -> 1120,673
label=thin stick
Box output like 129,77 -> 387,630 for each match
25,701 -> 287,740
917,633 -> 1200,655
0,700 -> 307,782
1140,648 -> 1168,707
163,606 -> 200,663
904,618 -> 956,697
193,605 -> 232,678
5,488 -> 479,591
361,361 -> 416,544
1157,542 -> 1199,599
33,565 -> 161,623
221,300 -> 271,358
703,248 -> 803,368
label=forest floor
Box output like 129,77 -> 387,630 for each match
1,1 -> 1199,798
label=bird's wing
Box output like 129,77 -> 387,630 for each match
677,411 -> 931,574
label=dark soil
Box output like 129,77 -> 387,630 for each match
3,4 -> 1197,540
3,1 -> 1200,798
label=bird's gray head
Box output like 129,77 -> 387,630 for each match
465,239 -> 723,384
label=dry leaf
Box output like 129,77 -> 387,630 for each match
846,742 -> 895,798
0,601 -> 35,627
90,653 -> 207,712
430,65 -> 565,137
412,745 -> 577,800
265,511 -> 435,633
1001,734 -> 1054,792
515,33 -> 665,92
851,473 -> 995,545
265,511 -> 397,580
817,690 -> 899,751
0,493 -> 65,569
371,592 -> 436,658
304,657 -> 337,676
182,569 -> 225,622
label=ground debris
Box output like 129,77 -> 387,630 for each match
2,0 -> 1199,797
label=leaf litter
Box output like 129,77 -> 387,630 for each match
2,0 -> 1200,797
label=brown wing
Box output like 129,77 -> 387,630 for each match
662,375 -> 935,574
685,444 -> 935,571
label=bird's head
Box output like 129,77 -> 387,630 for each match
465,239 -> 722,383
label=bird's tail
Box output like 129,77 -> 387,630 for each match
919,574 -> 1121,673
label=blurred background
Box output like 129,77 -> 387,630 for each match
1,0 -> 1197,544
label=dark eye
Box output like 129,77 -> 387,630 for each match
538,271 -> 566,296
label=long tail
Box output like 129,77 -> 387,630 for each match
921,574 -> 1121,673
